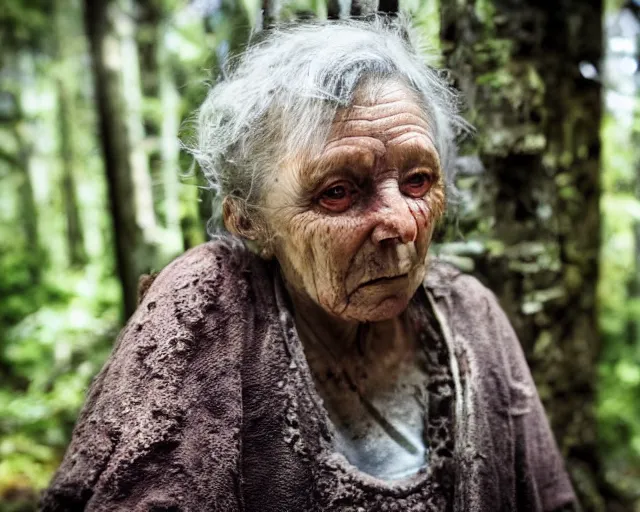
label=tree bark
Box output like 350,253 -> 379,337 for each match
440,1 -> 604,509
83,0 -> 157,319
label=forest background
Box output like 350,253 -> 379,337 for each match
0,0 -> 639,510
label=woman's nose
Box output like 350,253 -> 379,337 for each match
370,184 -> 418,246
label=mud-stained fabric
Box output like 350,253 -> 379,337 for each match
323,357 -> 432,482
299,288 -> 452,484
40,237 -> 577,512
309,341 -> 433,482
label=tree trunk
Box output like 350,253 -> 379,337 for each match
440,1 -> 603,509
626,104 -> 640,348
377,0 -> 398,15
15,128 -> 41,284
83,0 -> 157,319
55,0 -> 87,268
157,26 -> 184,256
137,0 -> 184,258
10,86 -> 43,285
262,0 -> 279,29
327,0 -> 341,19
117,0 -> 158,242
57,79 -> 88,268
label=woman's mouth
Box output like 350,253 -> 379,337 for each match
358,273 -> 410,288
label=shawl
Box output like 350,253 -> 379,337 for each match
40,237 -> 577,512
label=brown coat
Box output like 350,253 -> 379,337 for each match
41,237 -> 576,512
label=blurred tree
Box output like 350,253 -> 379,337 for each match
54,0 -> 88,268
0,0 -> 52,288
439,0 -> 604,509
378,0 -> 398,15
83,0 -> 160,318
137,0 -> 185,256
14,107 -> 41,285
0,0 -> 51,56
262,0 -> 280,28
198,0 -> 253,232
597,3 -> 640,497
327,0 -> 341,19
626,97 -> 640,356
350,0 -> 362,16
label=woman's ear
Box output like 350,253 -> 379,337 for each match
222,196 -> 274,259
222,196 -> 258,240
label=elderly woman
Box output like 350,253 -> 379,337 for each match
42,17 -> 576,512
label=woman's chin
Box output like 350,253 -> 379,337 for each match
339,290 -> 413,323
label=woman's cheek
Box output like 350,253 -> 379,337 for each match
408,200 -> 430,231
408,199 -> 436,258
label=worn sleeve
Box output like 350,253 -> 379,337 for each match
40,243 -> 249,512
486,292 -> 577,512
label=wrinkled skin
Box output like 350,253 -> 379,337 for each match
263,80 -> 445,327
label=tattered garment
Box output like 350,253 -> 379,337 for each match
41,238 -> 577,512
321,351 -> 432,482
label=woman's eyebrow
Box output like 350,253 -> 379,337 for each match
387,145 -> 440,172
302,147 -> 376,191
299,142 -> 440,195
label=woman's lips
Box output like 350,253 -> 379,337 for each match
358,273 -> 410,288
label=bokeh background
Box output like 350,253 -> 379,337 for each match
0,0 -> 639,510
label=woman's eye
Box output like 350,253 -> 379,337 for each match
318,181 -> 356,212
401,173 -> 433,198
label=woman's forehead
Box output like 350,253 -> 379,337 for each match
263,82 -> 439,204
315,86 -> 438,169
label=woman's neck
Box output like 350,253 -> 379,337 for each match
285,283 -> 417,386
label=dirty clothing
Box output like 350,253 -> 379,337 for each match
302,285 -> 456,496
41,237 -> 576,512
321,352 -> 432,482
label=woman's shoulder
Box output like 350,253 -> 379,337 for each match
424,257 -> 523,368
109,234 -> 260,387
125,235 -> 266,350
130,235 -> 274,329
138,235 -> 256,304
41,236 -> 257,510
425,256 -> 498,311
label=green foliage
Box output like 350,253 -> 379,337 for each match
0,242 -> 120,505
0,0 -> 52,52
597,111 -> 640,501
0,1 -> 228,508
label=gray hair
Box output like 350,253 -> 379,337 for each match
189,14 -> 468,231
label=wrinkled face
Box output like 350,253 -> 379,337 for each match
263,80 -> 445,322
